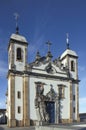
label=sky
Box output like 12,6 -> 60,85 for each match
0,0 -> 86,113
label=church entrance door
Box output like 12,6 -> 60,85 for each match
45,101 -> 55,123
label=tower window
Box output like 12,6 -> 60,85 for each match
73,107 -> 75,113
71,60 -> 75,71
73,95 -> 75,101
17,91 -> 21,99
16,48 -> 22,61
18,106 -> 21,113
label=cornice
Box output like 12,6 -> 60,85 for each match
7,69 -> 80,83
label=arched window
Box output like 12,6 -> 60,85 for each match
71,60 -> 75,71
16,48 -> 22,61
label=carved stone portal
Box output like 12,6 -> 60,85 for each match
35,84 -> 58,125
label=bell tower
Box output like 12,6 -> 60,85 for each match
8,32 -> 28,71
60,34 -> 80,123
7,21 -> 30,127
8,13 -> 28,71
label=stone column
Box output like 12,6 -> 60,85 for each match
9,74 -> 16,127
69,80 -> 73,123
55,97 -> 59,124
76,83 -> 80,122
23,75 -> 30,126
76,58 -> 78,80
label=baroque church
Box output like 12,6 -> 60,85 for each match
6,27 -> 80,127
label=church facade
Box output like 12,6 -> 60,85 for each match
6,31 -> 80,127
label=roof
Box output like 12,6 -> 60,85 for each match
60,49 -> 78,59
79,113 -> 86,116
10,33 -> 28,43
0,109 -> 6,113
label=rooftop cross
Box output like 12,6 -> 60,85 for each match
14,13 -> 19,34
46,40 -> 52,52
66,33 -> 70,49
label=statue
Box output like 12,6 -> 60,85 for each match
35,95 -> 49,122
35,84 -> 58,125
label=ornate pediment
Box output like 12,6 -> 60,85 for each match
45,62 -> 56,74
27,55 -> 69,79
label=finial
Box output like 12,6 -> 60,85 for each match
46,41 -> 53,60
66,33 -> 70,49
35,51 -> 41,60
14,13 -> 19,34
46,40 -> 52,52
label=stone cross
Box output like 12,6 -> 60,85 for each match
46,40 -> 52,52
14,13 -> 19,28
66,33 -> 70,49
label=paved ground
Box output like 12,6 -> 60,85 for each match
0,125 -> 35,130
0,123 -> 86,130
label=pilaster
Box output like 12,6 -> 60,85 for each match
69,80 -> 73,123
23,75 -> 30,126
11,43 -> 15,66
8,74 -> 16,127
76,83 -> 80,122
76,59 -> 78,80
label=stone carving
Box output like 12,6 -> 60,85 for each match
45,62 -> 56,74
46,85 -> 57,101
35,84 -> 58,124
35,95 -> 49,122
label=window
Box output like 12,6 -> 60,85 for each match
71,60 -> 75,71
18,106 -> 21,113
17,91 -> 21,99
73,107 -> 75,113
16,48 -> 22,61
58,85 -> 65,99
73,95 -> 75,101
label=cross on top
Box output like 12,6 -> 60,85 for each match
46,40 -> 52,52
14,13 -> 19,34
66,33 -> 70,49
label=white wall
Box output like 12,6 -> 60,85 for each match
72,83 -> 78,120
8,78 -> 11,119
15,76 -> 23,120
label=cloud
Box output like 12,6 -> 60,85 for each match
28,31 -> 45,62
29,34 -> 45,53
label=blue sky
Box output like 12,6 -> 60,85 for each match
0,0 -> 86,113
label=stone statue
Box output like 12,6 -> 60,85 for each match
35,95 -> 49,122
